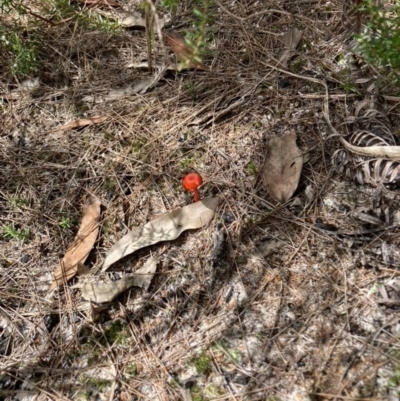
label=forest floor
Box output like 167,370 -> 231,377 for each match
1,0 -> 400,400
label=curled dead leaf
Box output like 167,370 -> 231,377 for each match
262,131 -> 303,203
82,256 -> 159,303
277,28 -> 303,67
49,198 -> 101,291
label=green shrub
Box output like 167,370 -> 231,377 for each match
356,0 -> 400,76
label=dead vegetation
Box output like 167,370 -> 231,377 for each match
1,0 -> 400,400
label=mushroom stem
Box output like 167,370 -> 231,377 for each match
192,188 -> 201,202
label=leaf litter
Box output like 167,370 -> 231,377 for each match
4,0 -> 400,399
83,32 -> 207,103
53,197 -> 219,303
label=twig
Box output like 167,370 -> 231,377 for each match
145,0 -> 168,61
145,6 -> 153,71
25,5 -> 73,26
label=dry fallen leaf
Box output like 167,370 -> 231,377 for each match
165,31 -> 207,71
102,197 -> 220,272
277,28 -> 303,67
82,256 -> 159,303
83,64 -> 171,102
262,131 -> 303,203
49,198 -> 101,291
57,116 -> 109,131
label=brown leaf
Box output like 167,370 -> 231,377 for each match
82,256 -> 159,303
165,31 -> 207,71
57,116 -> 109,131
277,28 -> 303,67
262,131 -> 303,203
49,198 -> 101,291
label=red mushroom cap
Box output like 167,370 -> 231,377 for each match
182,172 -> 203,190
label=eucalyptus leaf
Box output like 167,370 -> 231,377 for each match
102,197 -> 220,272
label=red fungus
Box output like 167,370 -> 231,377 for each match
182,173 -> 203,202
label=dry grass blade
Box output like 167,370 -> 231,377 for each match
262,131 -> 303,203
57,115 -> 109,131
49,198 -> 101,291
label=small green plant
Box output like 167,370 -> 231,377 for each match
234,123 -> 242,133
247,160 -> 257,175
180,155 -> 194,169
102,177 -> 116,192
289,57 -> 304,73
340,78 -> 360,95
8,195 -> 28,209
388,366 -> 400,387
177,0 -> 214,70
190,386 -> 205,401
76,11 -> 120,33
356,0 -> 400,77
191,352 -> 212,375
87,345 -> 101,366
125,362 -> 137,376
132,136 -> 147,153
186,81 -> 197,99
204,384 -> 223,397
59,217 -> 72,231
161,0 -> 178,12
2,224 -> 29,241
245,215 -> 260,226
256,331 -> 266,342
213,341 -> 242,364
183,264 -> 193,273
0,0 -> 24,13
0,30 -> 39,76
102,320 -> 130,346
79,374 -> 110,390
